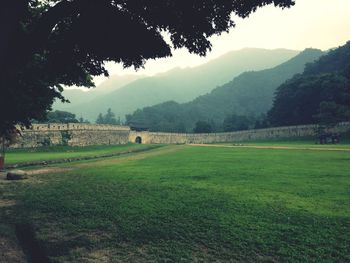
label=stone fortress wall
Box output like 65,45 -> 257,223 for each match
12,124 -> 131,148
11,122 -> 350,148
130,122 -> 350,144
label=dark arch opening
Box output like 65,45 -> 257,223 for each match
135,136 -> 142,144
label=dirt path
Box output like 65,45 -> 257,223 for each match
27,167 -> 74,175
76,145 -> 183,168
1,146 -> 182,177
0,168 -> 73,180
189,143 -> 350,152
5,145 -> 162,169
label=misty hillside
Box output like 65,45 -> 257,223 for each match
55,48 -> 299,121
54,74 -> 141,111
126,48 -> 324,132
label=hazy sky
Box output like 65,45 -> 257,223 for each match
94,0 -> 350,84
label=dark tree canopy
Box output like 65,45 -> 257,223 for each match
96,108 -> 120,125
223,114 -> 252,132
0,0 -> 294,134
268,41 -> 350,126
193,121 -> 212,133
314,101 -> 350,127
45,110 -> 79,123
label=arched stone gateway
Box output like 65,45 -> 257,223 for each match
135,136 -> 142,144
129,131 -> 150,144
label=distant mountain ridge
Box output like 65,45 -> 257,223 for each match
126,48 -> 324,132
54,74 -> 141,112
54,48 -> 299,121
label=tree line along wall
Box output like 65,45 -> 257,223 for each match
10,123 -> 350,148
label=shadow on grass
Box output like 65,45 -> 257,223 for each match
11,176 -> 350,262
15,223 -> 50,263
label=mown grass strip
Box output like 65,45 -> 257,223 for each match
5,144 -> 153,165
5,145 -> 163,169
190,143 -> 350,151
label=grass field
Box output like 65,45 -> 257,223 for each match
215,135 -> 350,149
1,143 -> 349,262
4,144 -> 153,165
230,141 -> 350,149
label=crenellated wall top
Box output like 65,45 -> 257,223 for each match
16,122 -> 349,135
18,123 -> 131,132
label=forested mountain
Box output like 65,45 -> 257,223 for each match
126,49 -> 324,132
54,48 -> 299,121
54,74 -> 141,112
268,42 -> 350,126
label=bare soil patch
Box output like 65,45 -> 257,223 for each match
0,167 -> 73,181
77,145 -> 183,168
0,237 -> 26,263
0,199 -> 16,208
27,167 -> 74,175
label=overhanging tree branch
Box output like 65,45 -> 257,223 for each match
1,0 -> 296,136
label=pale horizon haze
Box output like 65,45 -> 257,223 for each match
92,0 -> 350,85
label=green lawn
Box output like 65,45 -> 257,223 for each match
228,133 -> 350,149
227,141 -> 350,149
216,138 -> 350,150
4,144 -> 153,165
1,144 -> 349,262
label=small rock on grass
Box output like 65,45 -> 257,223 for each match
6,170 -> 28,181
